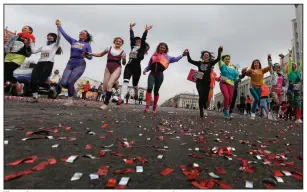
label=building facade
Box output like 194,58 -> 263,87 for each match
4,27 -> 16,45
291,4 -> 303,64
161,93 -> 199,109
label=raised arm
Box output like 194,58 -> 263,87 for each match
169,55 -> 183,63
267,54 -> 274,74
211,46 -> 223,65
55,26 -> 61,47
287,50 -> 293,75
138,25 -> 152,58
56,20 -> 75,44
262,65 -> 271,74
218,51 -> 223,69
186,51 -> 200,66
129,23 -> 136,49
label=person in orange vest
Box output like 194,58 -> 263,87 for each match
260,83 -> 269,118
82,80 -> 91,100
245,95 -> 253,115
207,68 -> 217,108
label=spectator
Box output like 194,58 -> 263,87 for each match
96,82 -> 103,101
82,80 -> 90,100
139,90 -> 144,105
246,95 -> 252,115
125,91 -> 130,104
239,93 -> 246,114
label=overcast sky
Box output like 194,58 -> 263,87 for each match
5,5 -> 295,104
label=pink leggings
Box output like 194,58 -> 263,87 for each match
220,82 -> 234,110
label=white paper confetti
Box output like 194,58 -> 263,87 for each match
193,163 -> 199,167
66,155 -> 78,163
209,172 -> 220,178
4,140 -> 8,145
281,170 -> 291,176
274,176 -> 284,183
52,144 -> 59,148
139,133 -> 142,136
147,138 -> 151,140
119,177 -> 130,186
71,172 -> 83,181
47,136 -> 54,139
103,144 -> 114,148
89,173 -> 99,180
157,155 -> 163,159
136,166 -> 143,173
195,147 -> 199,151
255,155 -> 262,160
245,180 -> 253,188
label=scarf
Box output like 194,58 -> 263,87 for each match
17,32 -> 35,42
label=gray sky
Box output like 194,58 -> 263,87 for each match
5,5 -> 295,104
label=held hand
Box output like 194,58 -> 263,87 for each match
145,25 -> 153,31
268,54 -> 271,57
288,49 -> 292,55
241,67 -> 248,74
278,54 -> 284,59
182,49 -> 189,56
130,23 -> 136,29
143,69 -> 147,75
56,19 -> 61,26
218,46 -> 223,53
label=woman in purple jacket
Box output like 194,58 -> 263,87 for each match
143,42 -> 187,113
56,19 -> 92,106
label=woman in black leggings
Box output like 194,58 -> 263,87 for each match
185,46 -> 222,118
117,23 -> 152,105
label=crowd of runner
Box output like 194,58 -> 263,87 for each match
4,20 -> 303,123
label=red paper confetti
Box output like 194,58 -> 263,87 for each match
111,152 -> 124,157
160,168 -> 174,176
101,123 -> 109,129
189,153 -> 203,159
98,151 -> 106,157
216,167 -> 226,175
100,135 -> 106,139
98,166 -> 109,176
180,165 -> 190,176
106,130 -> 113,133
200,179 -> 215,189
215,180 -> 232,189
125,159 -> 134,164
115,185 -> 127,189
187,169 -> 199,181
65,126 -> 72,130
4,169 -> 34,182
26,131 -> 33,136
7,155 -> 38,166
264,183 -> 275,189
114,168 -> 135,174
32,161 -> 49,171
273,170 -> 283,177
105,178 -> 117,188
85,144 -> 93,150
156,136 -> 164,141
48,158 -> 57,165
69,137 -> 76,141
191,181 -> 208,189
53,129 -> 59,133
135,157 -> 148,164
291,173 -> 303,181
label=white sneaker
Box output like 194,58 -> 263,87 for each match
100,103 -> 108,110
250,113 -> 255,120
229,114 -> 234,119
204,110 -> 208,117
63,98 -> 73,106
295,119 -> 303,124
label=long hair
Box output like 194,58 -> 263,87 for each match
251,59 -> 262,69
156,42 -> 169,54
200,50 -> 215,61
82,30 -> 93,43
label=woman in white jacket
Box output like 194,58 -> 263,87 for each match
30,21 -> 62,102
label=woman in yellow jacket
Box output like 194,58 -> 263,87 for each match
246,59 -> 271,120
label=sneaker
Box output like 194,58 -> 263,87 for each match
63,98 -> 73,106
144,105 -> 150,113
295,119 -> 303,124
100,103 -> 108,110
223,110 -> 229,119
50,86 -> 57,98
16,83 -> 24,95
204,110 -> 208,117
152,106 -> 157,114
229,114 -> 234,119
116,98 -> 124,105
250,113 -> 255,120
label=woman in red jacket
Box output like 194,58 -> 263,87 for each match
82,80 -> 91,100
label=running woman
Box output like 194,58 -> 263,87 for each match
217,48 -> 239,119
283,50 -> 303,124
4,25 -> 35,94
88,37 -> 126,110
186,46 -> 222,118
56,19 -> 93,106
143,42 -> 187,114
117,23 -> 152,105
30,22 -> 62,102
246,59 -> 271,120
267,54 -> 285,119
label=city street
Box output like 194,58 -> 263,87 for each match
4,97 -> 303,189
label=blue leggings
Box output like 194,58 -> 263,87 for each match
250,87 -> 262,113
59,60 -> 86,97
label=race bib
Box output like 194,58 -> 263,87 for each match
194,71 -> 204,79
129,51 -> 138,59
41,52 -> 49,58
